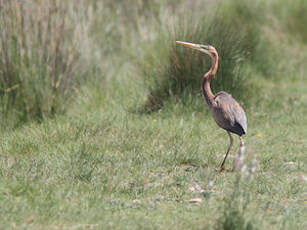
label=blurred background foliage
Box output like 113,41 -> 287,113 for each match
0,0 -> 306,127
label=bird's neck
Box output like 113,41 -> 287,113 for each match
202,55 -> 218,107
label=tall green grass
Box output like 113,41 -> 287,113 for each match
136,0 -> 273,112
1,0 -> 305,126
0,1 -> 113,127
0,1 -> 84,126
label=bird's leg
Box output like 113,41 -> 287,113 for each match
219,131 -> 233,172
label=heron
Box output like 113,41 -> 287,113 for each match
176,41 -> 247,172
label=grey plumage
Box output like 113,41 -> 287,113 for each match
212,91 -> 247,136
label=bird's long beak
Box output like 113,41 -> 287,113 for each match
176,41 -> 210,56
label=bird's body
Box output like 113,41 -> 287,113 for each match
211,91 -> 247,137
176,41 -> 247,171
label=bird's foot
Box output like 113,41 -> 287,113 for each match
216,165 -> 234,173
217,165 -> 226,173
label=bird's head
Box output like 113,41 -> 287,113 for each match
176,41 -> 218,60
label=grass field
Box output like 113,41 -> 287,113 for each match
0,1 -> 306,229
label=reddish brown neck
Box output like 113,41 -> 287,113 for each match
202,55 -> 218,108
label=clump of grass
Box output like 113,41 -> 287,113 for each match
218,202 -> 254,230
0,1 -> 90,126
68,143 -> 102,183
217,175 -> 255,230
137,0 -> 270,112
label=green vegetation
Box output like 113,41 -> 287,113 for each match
139,0 -> 271,111
0,0 -> 306,229
0,1 -> 87,125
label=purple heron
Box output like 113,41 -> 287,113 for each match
176,41 -> 247,172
